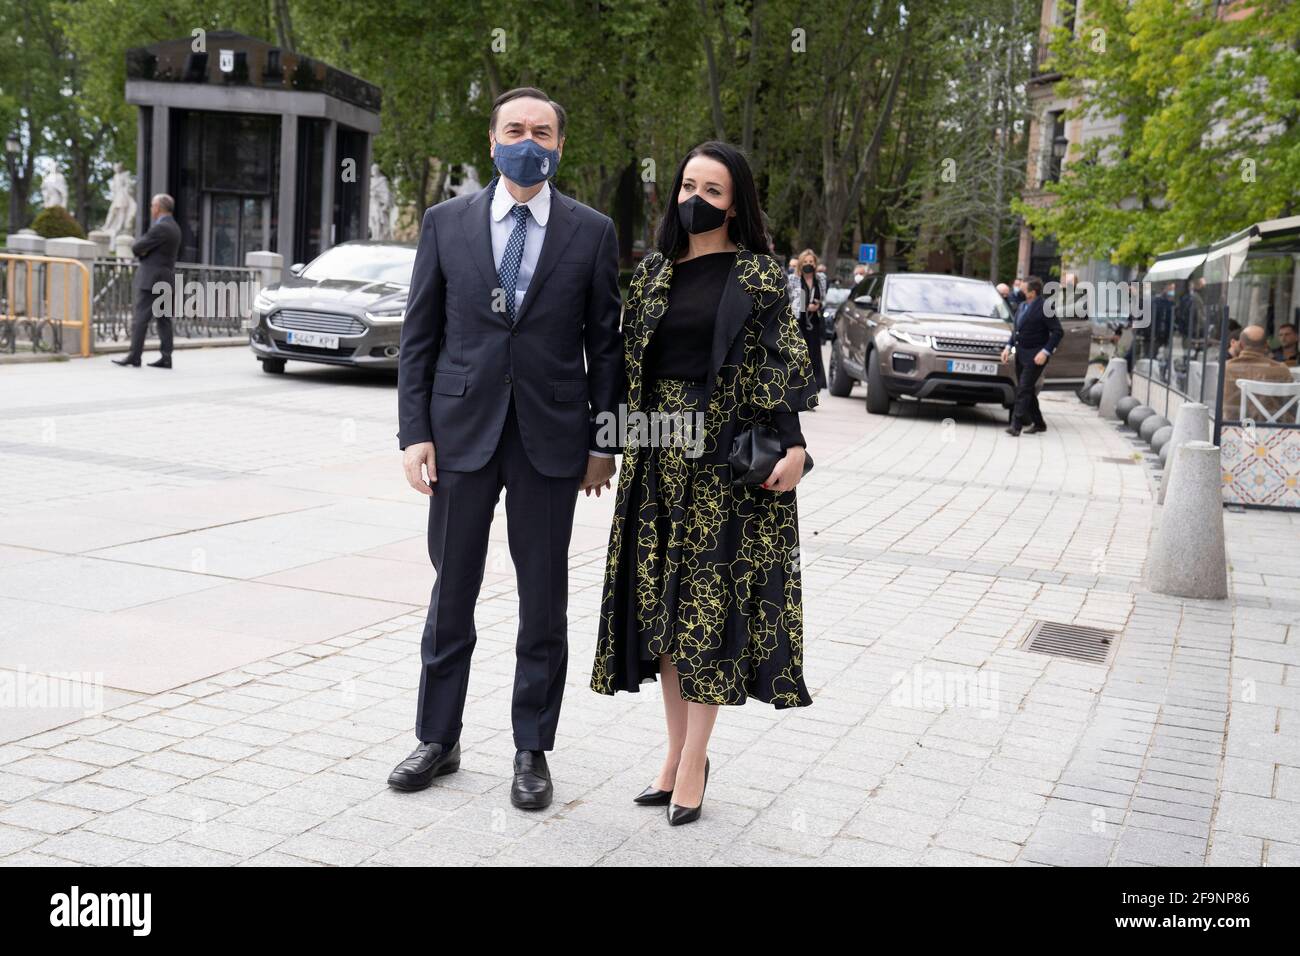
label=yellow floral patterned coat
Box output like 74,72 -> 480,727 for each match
590,246 -> 818,708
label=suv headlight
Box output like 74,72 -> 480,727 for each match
889,328 -> 932,348
365,308 -> 406,324
252,290 -> 276,313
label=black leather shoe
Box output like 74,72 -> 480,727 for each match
633,784 -> 673,806
387,740 -> 460,792
1004,426 -> 1021,437
511,749 -> 553,810
147,357 -> 172,368
112,357 -> 141,367
667,758 -> 709,827
1025,423 -> 1047,434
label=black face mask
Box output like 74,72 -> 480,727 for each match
801,264 -> 814,275
677,194 -> 729,234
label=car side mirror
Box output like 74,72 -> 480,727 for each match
854,295 -> 873,307
289,262 -> 306,276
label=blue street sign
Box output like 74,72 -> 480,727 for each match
858,243 -> 877,264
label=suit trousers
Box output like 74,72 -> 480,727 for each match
127,286 -> 173,361
1011,352 -> 1047,430
415,397 -> 580,751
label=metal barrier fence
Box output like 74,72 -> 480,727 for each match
91,260 -> 260,346
0,253 -> 93,356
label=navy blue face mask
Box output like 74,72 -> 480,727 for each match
493,139 -> 560,187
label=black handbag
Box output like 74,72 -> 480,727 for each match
728,424 -> 814,486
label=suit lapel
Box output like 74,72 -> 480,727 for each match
459,182 -> 500,315
704,252 -> 755,401
513,185 -> 579,326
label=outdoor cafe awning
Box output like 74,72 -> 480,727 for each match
1143,249 -> 1207,283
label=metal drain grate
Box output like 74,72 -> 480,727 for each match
1023,620 -> 1118,664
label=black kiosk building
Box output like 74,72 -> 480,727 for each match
125,31 -> 381,267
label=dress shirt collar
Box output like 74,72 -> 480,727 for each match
491,178 -> 551,227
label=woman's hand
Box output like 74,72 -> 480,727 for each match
763,446 -> 806,492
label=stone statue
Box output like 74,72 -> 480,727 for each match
101,163 -> 137,238
369,163 -> 393,240
40,163 -> 68,210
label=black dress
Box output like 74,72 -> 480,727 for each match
591,250 -> 814,709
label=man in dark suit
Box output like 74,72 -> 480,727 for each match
1000,275 -> 1062,436
113,194 -> 182,369
388,88 -> 622,810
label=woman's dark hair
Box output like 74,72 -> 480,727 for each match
655,141 -> 772,259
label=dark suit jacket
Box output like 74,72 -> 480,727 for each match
131,215 -> 182,296
1007,295 -> 1064,356
396,180 -> 623,478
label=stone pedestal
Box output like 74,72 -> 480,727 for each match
113,234 -> 136,259
1147,441 -> 1227,599
87,230 -> 114,257
43,237 -> 100,356
245,250 -> 284,292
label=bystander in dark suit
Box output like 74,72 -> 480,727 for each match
1001,275 -> 1063,436
113,194 -> 182,369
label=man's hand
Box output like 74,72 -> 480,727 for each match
403,441 -> 437,496
1034,349 -> 1049,366
763,446 -> 807,493
581,454 -> 617,497
1000,346 -> 1011,364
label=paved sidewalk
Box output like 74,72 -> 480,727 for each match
0,348 -> 1295,865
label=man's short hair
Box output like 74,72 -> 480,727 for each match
152,193 -> 174,213
996,283 -> 1010,295
1279,322 -> 1298,333
489,87 -> 567,139
1025,276 -> 1044,295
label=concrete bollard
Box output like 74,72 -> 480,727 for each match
1158,402 -> 1210,504
1150,424 -> 1174,454
1115,396 -> 1140,422
1127,405 -> 1156,431
1087,381 -> 1104,406
1147,441 -> 1227,599
1139,414 -> 1171,444
1099,357 -> 1130,419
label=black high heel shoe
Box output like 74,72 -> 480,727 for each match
632,785 -> 673,806
667,758 -> 709,827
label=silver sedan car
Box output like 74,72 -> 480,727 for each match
248,241 -> 416,373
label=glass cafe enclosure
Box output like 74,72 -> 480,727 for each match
1133,216 -> 1300,510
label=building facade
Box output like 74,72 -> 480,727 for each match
125,31 -> 381,267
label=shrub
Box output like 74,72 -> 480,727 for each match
31,206 -> 86,240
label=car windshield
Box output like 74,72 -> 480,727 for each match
884,275 -> 1010,320
301,245 -> 417,284
824,288 -> 850,306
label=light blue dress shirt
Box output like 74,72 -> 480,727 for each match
490,179 -> 551,317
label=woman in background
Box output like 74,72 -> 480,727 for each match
787,248 -> 828,390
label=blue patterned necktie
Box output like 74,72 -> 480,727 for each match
497,203 -> 531,323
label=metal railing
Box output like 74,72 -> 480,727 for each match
91,259 -> 260,346
0,253 -> 93,356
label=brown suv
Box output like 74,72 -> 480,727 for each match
828,272 -> 1090,413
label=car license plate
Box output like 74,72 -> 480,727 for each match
286,330 -> 339,350
947,359 -> 997,375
